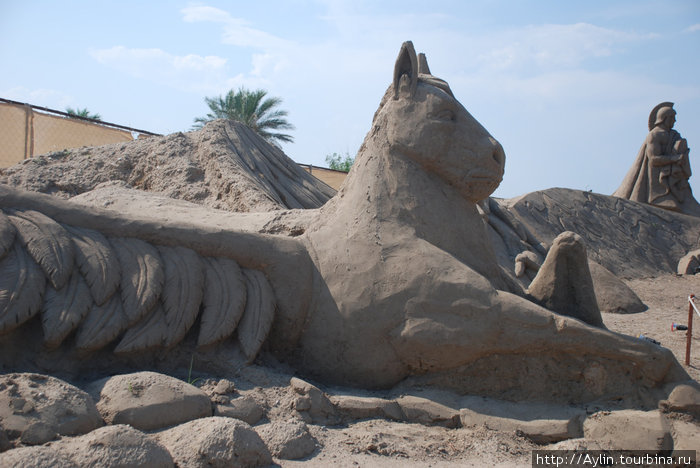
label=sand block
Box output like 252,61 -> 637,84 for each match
459,396 -> 584,443
256,420 -> 317,460
156,416 -> 271,468
330,395 -> 404,421
87,371 -> 211,431
0,373 -> 102,447
0,425 -> 173,468
583,410 -> 672,451
290,377 -> 338,424
396,395 -> 461,428
214,394 -> 264,425
660,383 -> 700,418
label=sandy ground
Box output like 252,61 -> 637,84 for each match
611,273 -> 700,383
265,274 -> 700,467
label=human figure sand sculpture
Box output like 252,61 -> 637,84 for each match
614,102 -> 700,217
0,42 -> 694,404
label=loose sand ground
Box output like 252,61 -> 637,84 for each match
612,274 -> 700,384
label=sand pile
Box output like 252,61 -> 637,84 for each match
0,119 -> 335,212
485,189 -> 700,280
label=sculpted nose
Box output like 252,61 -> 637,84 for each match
491,139 -> 505,168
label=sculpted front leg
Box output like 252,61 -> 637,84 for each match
391,290 -> 687,402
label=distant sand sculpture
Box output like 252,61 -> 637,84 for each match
614,102 -> 700,217
0,42 -> 693,404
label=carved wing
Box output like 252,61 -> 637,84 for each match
0,205 -> 281,363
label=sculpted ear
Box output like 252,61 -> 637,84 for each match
417,53 -> 430,75
393,41 -> 418,100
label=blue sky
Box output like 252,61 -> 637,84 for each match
2,1 -> 699,198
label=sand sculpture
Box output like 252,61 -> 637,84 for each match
525,232 -> 603,328
0,42 -> 693,404
614,102 -> 700,217
677,249 -> 700,275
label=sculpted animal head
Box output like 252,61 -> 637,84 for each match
374,41 -> 505,202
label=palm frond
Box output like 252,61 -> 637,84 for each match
192,87 -> 294,143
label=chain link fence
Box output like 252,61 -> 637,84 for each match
0,98 -> 160,168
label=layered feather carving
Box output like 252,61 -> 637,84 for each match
42,273 -> 92,347
0,243 -> 46,333
76,295 -> 127,351
115,304 -> 168,354
109,237 -> 164,326
7,209 -> 74,289
114,246 -> 205,353
65,225 -> 120,305
238,269 -> 276,361
158,246 -> 204,346
0,208 -> 278,361
0,211 -> 16,260
199,257 -> 246,347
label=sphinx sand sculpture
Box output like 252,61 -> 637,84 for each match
614,102 -> 700,217
0,42 -> 693,404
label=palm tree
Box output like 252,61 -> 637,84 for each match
193,87 -> 294,145
65,107 -> 101,120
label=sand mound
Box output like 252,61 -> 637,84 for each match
0,119 -> 335,212
489,188 -> 700,279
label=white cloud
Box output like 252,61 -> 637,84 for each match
181,5 -> 232,23
89,46 -> 228,93
179,5 -> 297,85
685,23 -> 700,33
220,20 -> 290,49
172,53 -> 226,71
181,5 -> 291,50
473,23 -> 650,73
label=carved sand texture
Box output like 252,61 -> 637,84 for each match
226,122 -> 332,210
157,245 -> 205,347
42,273 -> 92,347
0,211 -> 15,260
237,269 -> 276,361
65,225 -> 120,306
199,256 -> 247,347
503,189 -> 700,278
76,295 -> 127,351
527,232 -> 603,328
0,205 -> 280,361
115,304 -> 168,354
109,237 -> 164,326
7,209 -> 74,289
0,243 -> 46,333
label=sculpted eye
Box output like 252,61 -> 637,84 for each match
433,109 -> 455,121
